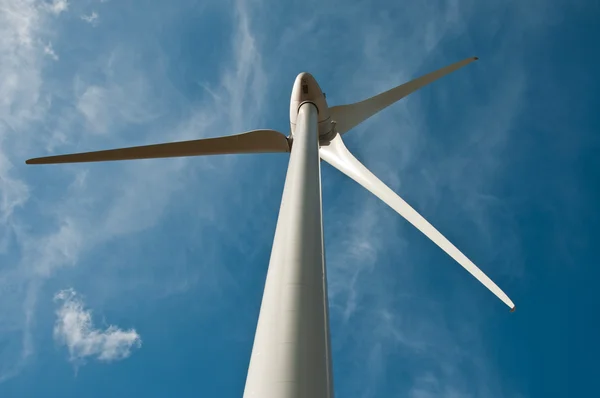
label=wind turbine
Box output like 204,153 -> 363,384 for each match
27,56 -> 515,398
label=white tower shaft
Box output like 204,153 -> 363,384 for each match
243,102 -> 333,398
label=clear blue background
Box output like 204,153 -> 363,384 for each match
1,0 -> 598,397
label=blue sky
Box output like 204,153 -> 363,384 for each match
1,0 -> 599,397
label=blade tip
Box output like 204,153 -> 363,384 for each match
26,158 -> 48,165
510,305 -> 516,313
473,56 -> 479,61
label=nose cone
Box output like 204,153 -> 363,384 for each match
290,72 -> 331,136
291,72 -> 322,102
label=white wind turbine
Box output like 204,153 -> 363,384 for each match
27,56 -> 514,398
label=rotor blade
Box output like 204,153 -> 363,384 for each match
26,129 -> 290,165
329,57 -> 478,135
320,134 -> 515,311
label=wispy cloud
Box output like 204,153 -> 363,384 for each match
80,12 -> 99,26
0,0 -> 44,368
0,0 -> 270,382
53,289 -> 141,363
43,41 -> 58,60
0,148 -> 29,224
44,0 -> 69,15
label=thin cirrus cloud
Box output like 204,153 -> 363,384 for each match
0,0 -> 269,381
80,12 -> 99,25
43,42 -> 59,61
53,289 -> 141,363
43,0 -> 69,15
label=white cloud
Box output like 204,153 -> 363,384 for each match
80,12 -> 98,25
0,0 -> 49,380
0,145 -> 29,223
0,0 -> 47,126
53,289 -> 141,363
43,41 -> 58,60
75,84 -> 112,133
44,0 -> 69,15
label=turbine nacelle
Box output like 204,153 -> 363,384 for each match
289,72 -> 333,138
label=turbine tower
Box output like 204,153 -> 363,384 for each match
26,56 -> 514,398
